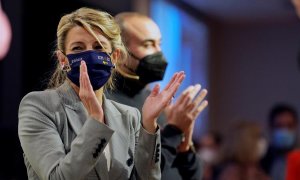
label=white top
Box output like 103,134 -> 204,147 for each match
103,142 -> 111,171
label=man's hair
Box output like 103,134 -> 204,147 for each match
268,103 -> 298,127
114,12 -> 149,45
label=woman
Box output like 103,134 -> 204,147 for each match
18,7 -> 184,180
218,121 -> 270,180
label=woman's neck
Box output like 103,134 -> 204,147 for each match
95,88 -> 103,104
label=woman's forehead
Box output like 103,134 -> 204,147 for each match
65,26 -> 111,48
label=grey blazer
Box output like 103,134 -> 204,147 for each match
18,82 -> 161,180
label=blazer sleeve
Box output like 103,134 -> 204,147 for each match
18,92 -> 114,180
132,108 -> 161,180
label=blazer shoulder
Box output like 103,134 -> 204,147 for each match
109,99 -> 140,114
19,89 -> 61,113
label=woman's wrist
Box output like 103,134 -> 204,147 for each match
142,120 -> 158,134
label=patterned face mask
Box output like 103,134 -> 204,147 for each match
66,50 -> 114,90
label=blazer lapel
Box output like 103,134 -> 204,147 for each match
103,97 -> 130,179
94,97 -> 130,180
57,82 -> 110,179
57,82 -> 130,179
57,82 -> 86,135
64,106 -> 86,135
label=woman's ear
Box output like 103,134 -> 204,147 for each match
56,50 -> 68,66
111,49 -> 121,64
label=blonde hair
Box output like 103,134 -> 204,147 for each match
221,121 -> 262,165
48,7 -> 128,89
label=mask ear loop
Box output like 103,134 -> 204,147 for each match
107,49 -> 116,69
117,67 -> 139,80
110,50 -> 139,80
122,51 -> 141,73
58,50 -> 71,72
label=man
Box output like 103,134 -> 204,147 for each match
105,12 -> 207,179
260,104 -> 298,180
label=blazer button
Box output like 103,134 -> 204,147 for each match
100,138 -> 107,144
127,158 -> 133,166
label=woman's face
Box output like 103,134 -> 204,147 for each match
65,26 -> 112,55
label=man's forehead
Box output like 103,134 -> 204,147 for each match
125,17 -> 161,42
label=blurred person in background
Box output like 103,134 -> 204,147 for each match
260,104 -> 298,180
197,132 -> 222,180
218,121 -> 269,180
105,12 -> 208,180
280,2 -> 300,179
285,149 -> 300,180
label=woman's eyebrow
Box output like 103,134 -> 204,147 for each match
69,41 -> 84,46
95,40 -> 109,47
94,40 -> 111,51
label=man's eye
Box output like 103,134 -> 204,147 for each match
144,43 -> 154,48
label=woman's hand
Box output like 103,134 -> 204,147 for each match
142,72 -> 185,133
79,61 -> 104,123
165,84 -> 208,152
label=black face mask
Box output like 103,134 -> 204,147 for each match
130,52 -> 168,85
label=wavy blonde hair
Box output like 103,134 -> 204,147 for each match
48,7 -> 128,89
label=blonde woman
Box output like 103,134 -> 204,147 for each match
18,7 -> 184,180
219,121 -> 270,180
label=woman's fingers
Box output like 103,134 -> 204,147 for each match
80,61 -> 93,93
81,62 -> 89,90
80,62 -> 83,88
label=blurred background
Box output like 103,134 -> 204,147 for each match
1,0 -> 300,179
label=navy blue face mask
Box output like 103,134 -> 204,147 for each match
66,50 -> 115,90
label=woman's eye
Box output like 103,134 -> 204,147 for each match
94,45 -> 103,50
72,46 -> 82,51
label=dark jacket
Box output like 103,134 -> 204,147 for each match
105,74 -> 202,180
